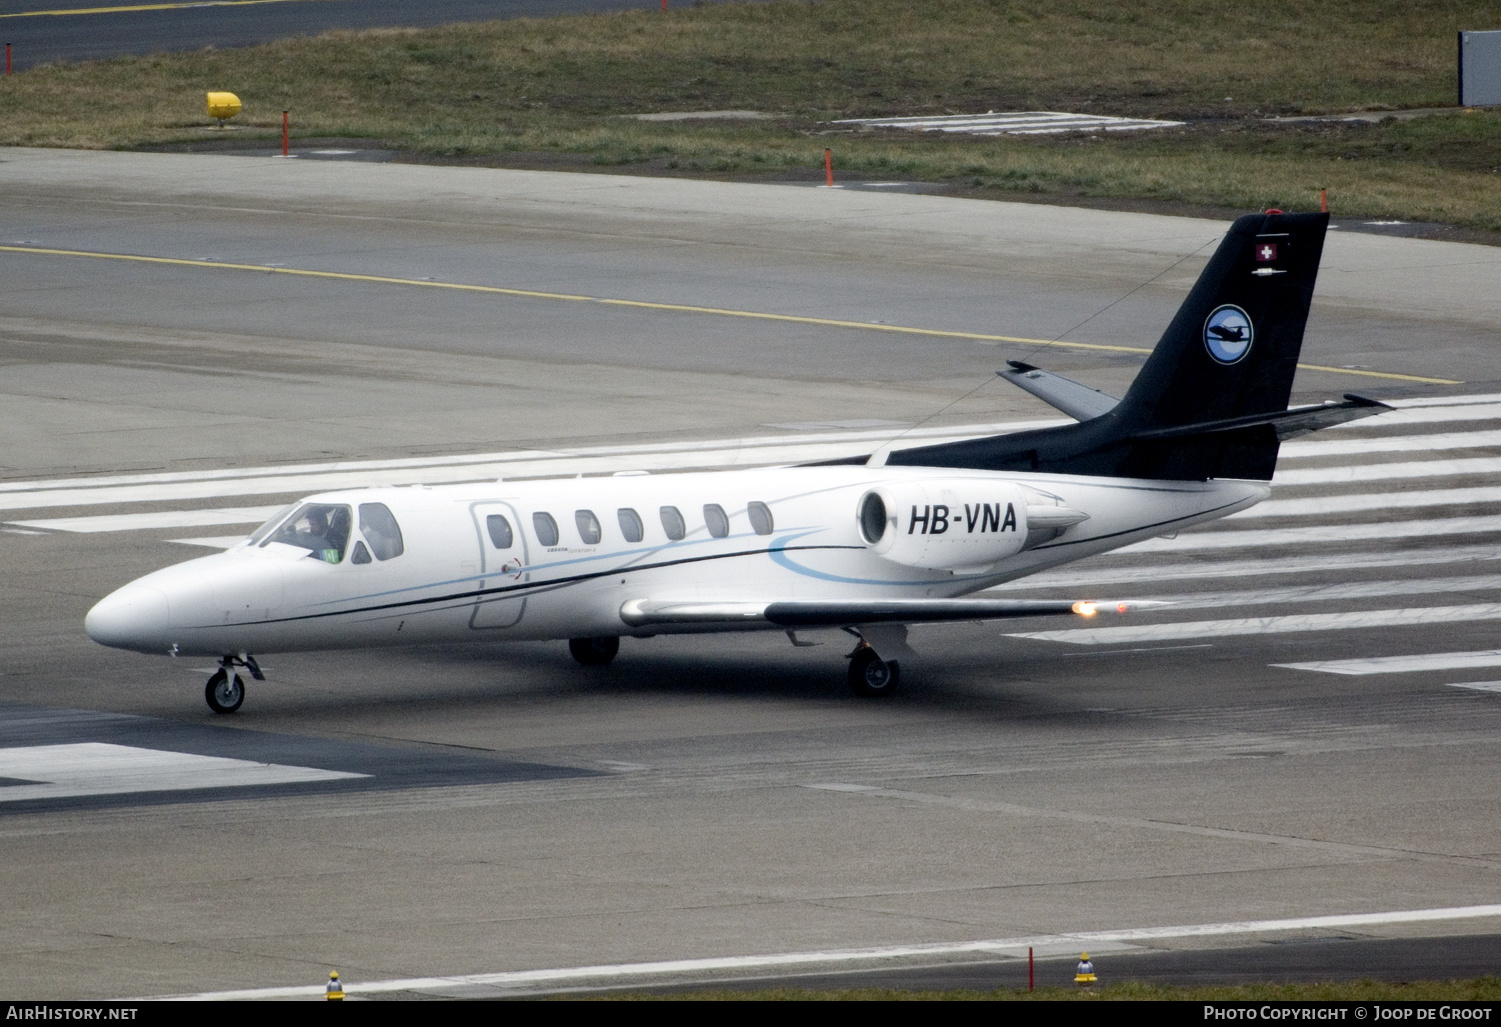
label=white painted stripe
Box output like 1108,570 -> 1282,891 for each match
0,743 -> 365,803
8,505 -> 282,533
0,419 -> 1062,496
1274,456 -> 1501,485
155,904 -> 1501,999
1132,575 -> 1501,610
1327,403 -> 1501,427
1008,604 -> 1501,645
1448,681 -> 1501,693
1233,486 -> 1501,519
165,535 -> 247,549
1274,650 -> 1501,676
1280,429 -> 1501,459
987,544 -> 1501,591
1386,393 -> 1501,408
0,427 -> 1064,513
1127,515 -> 1501,554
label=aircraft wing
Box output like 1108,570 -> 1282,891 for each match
619,597 -> 1154,628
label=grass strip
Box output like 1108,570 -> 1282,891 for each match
0,0 -> 1497,227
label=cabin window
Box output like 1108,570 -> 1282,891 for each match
359,503 -> 405,560
485,514 -> 513,549
618,508 -> 644,543
747,501 -> 774,536
659,506 -> 686,541
264,503 -> 352,564
350,541 -> 372,565
575,509 -> 602,545
533,512 -> 560,547
704,504 -> 730,539
248,504 -> 297,546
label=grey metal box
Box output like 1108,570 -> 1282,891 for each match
1460,30 -> 1501,106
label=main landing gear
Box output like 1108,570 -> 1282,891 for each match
205,654 -> 263,714
847,642 -> 900,698
569,636 -> 620,666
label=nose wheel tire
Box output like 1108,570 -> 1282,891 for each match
569,636 -> 620,666
849,647 -> 900,698
205,669 -> 245,714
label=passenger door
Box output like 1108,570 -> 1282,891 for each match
468,501 -> 529,630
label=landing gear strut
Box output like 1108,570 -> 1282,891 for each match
205,654 -> 263,714
847,643 -> 900,698
569,637 -> 620,666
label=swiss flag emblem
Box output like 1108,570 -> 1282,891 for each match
1256,243 -> 1278,262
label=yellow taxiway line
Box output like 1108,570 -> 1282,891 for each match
0,243 -> 1462,385
0,0 -> 347,17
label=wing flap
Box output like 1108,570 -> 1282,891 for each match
620,597 -> 1156,628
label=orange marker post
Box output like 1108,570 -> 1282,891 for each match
1028,946 -> 1034,991
1320,187 -> 1328,212
661,0 -> 666,9
824,148 -> 833,187
282,110 -> 289,157
5,43 -> 11,76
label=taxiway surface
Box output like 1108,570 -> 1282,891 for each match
1,149 -> 1500,998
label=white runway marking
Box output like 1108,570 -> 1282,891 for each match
1274,456 -> 1501,486
0,743 -> 366,802
1128,515 -> 1501,553
987,545 -> 1501,590
833,111 -> 1186,136
1280,429 -> 1501,459
1274,650 -> 1501,676
1448,681 -> 1501,693
9,505 -> 283,533
156,904 -> 1501,999
1234,486 -> 1501,518
1008,604 -> 1501,645
1128,575 -> 1501,610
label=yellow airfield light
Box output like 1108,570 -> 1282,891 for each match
1072,601 -> 1098,617
206,91 -> 242,126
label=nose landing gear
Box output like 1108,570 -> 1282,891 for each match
204,654 -> 263,714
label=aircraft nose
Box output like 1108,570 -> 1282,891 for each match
85,586 -> 171,652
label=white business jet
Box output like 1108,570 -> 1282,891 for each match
86,212 -> 1387,712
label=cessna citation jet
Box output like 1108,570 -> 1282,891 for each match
86,211 -> 1390,713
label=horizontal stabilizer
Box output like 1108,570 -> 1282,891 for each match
620,597 -> 1159,628
1129,393 -> 1392,443
998,361 -> 1120,422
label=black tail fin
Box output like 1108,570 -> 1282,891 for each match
887,211 -> 1340,481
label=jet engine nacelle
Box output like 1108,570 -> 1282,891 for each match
858,480 -> 1030,572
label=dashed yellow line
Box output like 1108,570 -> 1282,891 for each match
0,0 -> 345,18
0,243 -> 1463,385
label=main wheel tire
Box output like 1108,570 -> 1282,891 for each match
848,648 -> 900,698
205,669 -> 245,714
569,636 -> 621,666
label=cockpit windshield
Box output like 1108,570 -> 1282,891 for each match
262,503 -> 352,563
247,504 -> 297,546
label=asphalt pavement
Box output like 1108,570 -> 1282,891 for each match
0,0 -> 709,70
1,149 -> 1499,999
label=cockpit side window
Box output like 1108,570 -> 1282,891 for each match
359,503 -> 405,560
351,541 -> 372,564
264,503 -> 352,563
